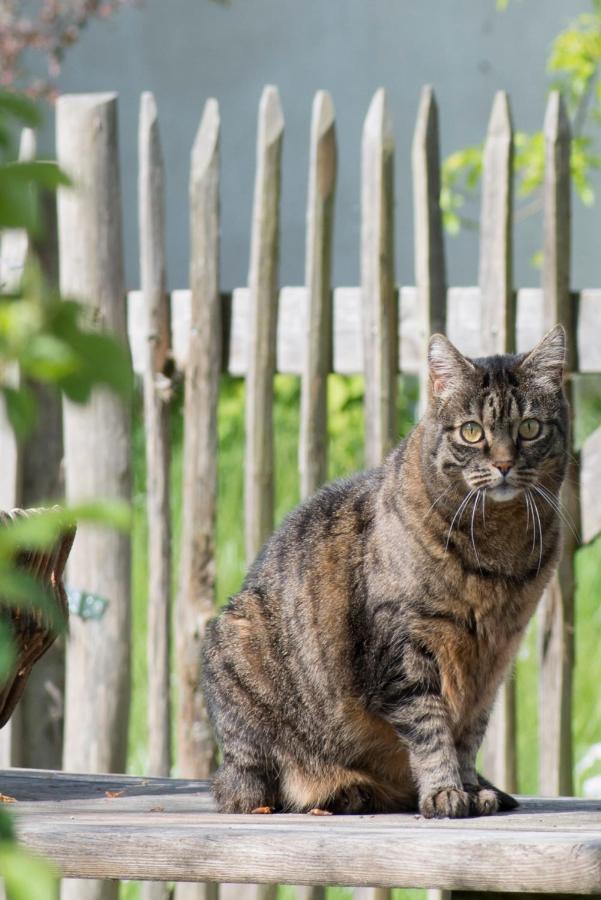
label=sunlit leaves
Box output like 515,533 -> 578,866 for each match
442,1 -> 601,241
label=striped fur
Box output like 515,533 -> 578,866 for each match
203,326 -> 568,818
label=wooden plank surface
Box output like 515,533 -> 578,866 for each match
299,90 -> 336,499
4,770 -> 601,892
361,88 -> 397,467
57,90 -> 132,900
139,90 -> 172,900
177,98 -> 221,781
412,85 -> 447,411
478,90 -> 517,796
538,91 -> 577,798
245,86 -> 284,562
127,287 -> 601,378
139,91 -> 172,785
581,423 -> 601,545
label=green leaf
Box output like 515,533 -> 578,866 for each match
2,385 -> 37,439
0,842 -> 59,900
0,620 -> 17,684
0,93 -> 41,129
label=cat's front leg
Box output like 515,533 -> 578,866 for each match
455,710 -> 518,814
455,709 -> 498,815
387,694 -> 470,819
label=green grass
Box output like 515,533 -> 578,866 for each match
124,373 -> 601,899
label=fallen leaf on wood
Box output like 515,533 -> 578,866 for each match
105,790 -> 125,798
148,806 -> 164,813
0,794 -> 16,803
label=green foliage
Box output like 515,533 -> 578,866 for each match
0,842 -> 58,900
443,0 -> 601,236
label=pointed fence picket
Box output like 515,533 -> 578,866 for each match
3,82 -> 600,900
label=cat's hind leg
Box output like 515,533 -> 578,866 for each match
213,752 -> 279,814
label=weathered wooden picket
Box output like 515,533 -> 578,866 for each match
1,81 -> 601,900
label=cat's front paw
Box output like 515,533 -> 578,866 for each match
464,783 -> 498,816
420,787 -> 470,819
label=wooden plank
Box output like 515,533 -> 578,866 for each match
581,424 -> 601,545
477,91 -> 517,795
139,91 -> 172,782
56,93 -> 131,900
361,89 -> 397,467
412,85 -> 447,411
139,92 -> 172,900
244,86 -> 284,562
478,91 -> 514,355
177,98 -> 221,782
299,90 -> 336,499
5,771 -> 601,892
538,91 -> 577,798
127,287 -> 601,377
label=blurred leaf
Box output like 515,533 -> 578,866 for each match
0,842 -> 59,900
0,93 -> 41,129
0,621 -> 17,683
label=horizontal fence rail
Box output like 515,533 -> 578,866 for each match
127,286 -> 601,377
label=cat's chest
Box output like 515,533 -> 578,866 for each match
426,574 -> 543,726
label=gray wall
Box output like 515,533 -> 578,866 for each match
48,0 -> 597,292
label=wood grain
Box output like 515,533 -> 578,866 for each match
245,86 -> 284,562
361,89 -> 397,467
299,90 -> 336,499
139,91 -> 172,781
581,423 -> 601,545
538,91 -> 577,798
5,770 -> 601,893
127,286 -> 601,380
56,91 -> 131,900
478,90 -> 517,795
177,98 -> 221,782
412,85 -> 446,411
139,91 -> 172,900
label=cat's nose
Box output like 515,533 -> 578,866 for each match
493,460 -> 513,477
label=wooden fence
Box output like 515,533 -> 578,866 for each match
1,82 -> 601,900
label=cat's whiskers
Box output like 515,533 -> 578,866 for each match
444,488 -> 477,553
470,490 -> 482,572
524,490 -> 531,535
423,484 -> 454,521
527,489 -> 544,574
531,481 -> 580,543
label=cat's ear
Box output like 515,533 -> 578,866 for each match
518,324 -> 566,390
428,334 -> 475,397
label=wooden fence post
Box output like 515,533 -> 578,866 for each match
299,90 -> 336,500
245,86 -> 284,563
176,97 -> 221,786
57,93 -> 131,900
538,91 -> 577,797
139,92 -> 172,900
361,88 -> 397,469
477,91 -> 518,795
358,80 -> 396,900
412,85 -> 446,412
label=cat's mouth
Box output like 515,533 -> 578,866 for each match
485,482 -> 522,503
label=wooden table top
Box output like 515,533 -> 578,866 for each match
4,768 -> 601,893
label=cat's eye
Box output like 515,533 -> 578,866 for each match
519,418 -> 541,440
460,422 -> 484,444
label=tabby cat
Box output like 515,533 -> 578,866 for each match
203,325 -> 568,818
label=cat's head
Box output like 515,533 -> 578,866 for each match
425,325 -> 568,502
